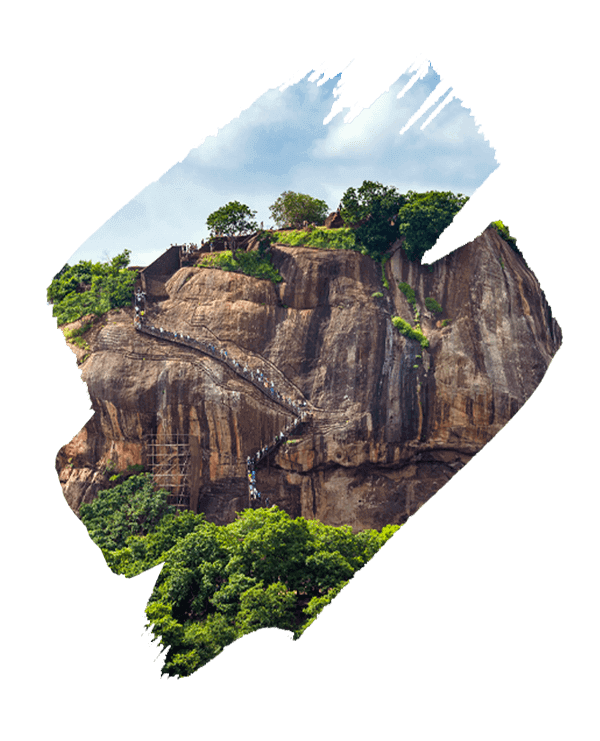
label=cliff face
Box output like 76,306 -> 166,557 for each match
57,226 -> 561,530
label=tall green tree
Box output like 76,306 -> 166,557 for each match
339,180 -> 406,258
206,201 -> 258,256
396,190 -> 469,262
269,191 -> 329,229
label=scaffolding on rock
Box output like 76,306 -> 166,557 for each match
144,433 -> 191,509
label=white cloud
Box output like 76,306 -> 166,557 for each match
189,88 -> 297,170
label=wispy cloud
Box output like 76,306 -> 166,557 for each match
70,63 -> 497,266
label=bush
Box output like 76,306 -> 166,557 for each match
490,220 -> 526,262
197,250 -> 282,283
274,227 -> 357,251
424,297 -> 443,314
47,250 -> 137,326
372,292 -> 384,299
380,255 -> 390,289
398,282 -> 416,306
392,316 -> 429,348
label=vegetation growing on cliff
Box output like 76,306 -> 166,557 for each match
392,281 -> 430,347
392,316 -> 429,348
490,220 -> 526,263
274,227 -> 357,251
82,476 -> 399,677
424,297 -> 443,314
47,250 -> 137,326
197,249 -> 282,283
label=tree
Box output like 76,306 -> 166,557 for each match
339,180 -> 406,258
102,505 -> 400,676
268,191 -> 329,229
46,249 -> 137,326
206,201 -> 258,256
79,472 -> 175,552
396,190 -> 469,262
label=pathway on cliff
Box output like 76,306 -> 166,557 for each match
133,290 -> 312,508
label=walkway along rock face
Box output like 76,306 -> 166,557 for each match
56,226 -> 562,530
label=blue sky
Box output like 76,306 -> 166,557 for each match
71,63 -> 498,267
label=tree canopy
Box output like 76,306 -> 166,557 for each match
46,249 -> 137,326
206,201 -> 258,238
269,191 -> 329,229
79,472 -> 175,552
396,190 -> 469,262
339,180 -> 406,258
206,201 -> 259,257
82,471 -> 400,677
338,182 -> 469,262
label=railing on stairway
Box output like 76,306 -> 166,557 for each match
133,288 -> 310,511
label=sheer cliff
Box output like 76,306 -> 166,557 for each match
56,226 -> 561,530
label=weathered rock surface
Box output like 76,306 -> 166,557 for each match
324,210 -> 344,228
56,226 -> 561,530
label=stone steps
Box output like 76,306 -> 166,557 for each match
97,324 -> 131,352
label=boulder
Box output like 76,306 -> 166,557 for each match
324,210 -> 344,228
56,226 -> 561,530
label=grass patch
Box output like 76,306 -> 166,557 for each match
372,292 -> 384,299
198,250 -> 282,283
274,227 -> 358,252
392,316 -> 429,348
63,321 -> 93,350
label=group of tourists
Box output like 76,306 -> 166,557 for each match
245,410 -> 307,506
134,289 -> 306,417
133,286 -> 311,509
177,243 -> 198,255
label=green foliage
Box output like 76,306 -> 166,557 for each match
236,581 -> 297,635
274,227 -> 357,251
256,229 -> 275,256
269,191 -> 329,229
371,292 -> 384,299
206,201 -> 258,239
392,316 -> 429,348
63,321 -> 93,340
47,250 -> 137,326
490,220 -> 525,262
424,296 -> 443,314
295,581 -> 348,638
380,255 -> 390,289
397,191 -> 469,263
101,505 -> 400,677
441,318 -> 450,327
79,473 -> 175,552
398,281 -> 416,306
108,463 -> 145,484
340,180 -> 405,258
197,250 -> 282,283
